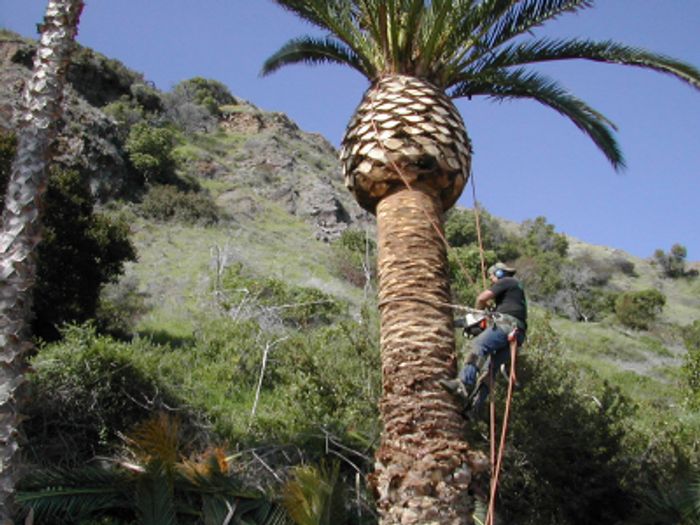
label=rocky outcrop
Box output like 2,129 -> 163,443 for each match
1,32 -> 137,200
0,30 -> 368,238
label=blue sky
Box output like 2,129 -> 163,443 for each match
2,1 -> 699,261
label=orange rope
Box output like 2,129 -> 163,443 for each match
485,335 -> 519,525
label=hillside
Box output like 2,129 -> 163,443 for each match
2,29 -> 699,524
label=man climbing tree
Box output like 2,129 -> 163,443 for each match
261,2 -> 700,524
441,262 -> 527,419
0,0 -> 84,519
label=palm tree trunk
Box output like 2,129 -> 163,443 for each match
370,182 -> 486,525
0,0 -> 83,519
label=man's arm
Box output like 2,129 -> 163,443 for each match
475,289 -> 495,310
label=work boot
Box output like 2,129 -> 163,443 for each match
439,378 -> 470,403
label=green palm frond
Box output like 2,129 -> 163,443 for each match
470,38 -> 700,89
265,0 -> 700,171
261,36 -> 369,77
136,466 -> 179,525
481,0 -> 593,49
451,68 -> 624,169
17,466 -> 132,520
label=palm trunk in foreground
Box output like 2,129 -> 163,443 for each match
370,182 -> 486,525
0,0 -> 83,519
341,75 -> 486,524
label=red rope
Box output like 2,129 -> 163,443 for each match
485,335 -> 519,525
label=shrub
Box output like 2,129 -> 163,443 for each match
331,228 -> 376,289
521,216 -> 568,258
163,77 -> 236,133
32,168 -> 137,341
615,289 -> 666,330
448,246 -> 497,305
171,77 -> 236,115
25,325 -> 182,465
219,263 -> 347,328
139,184 -> 220,225
445,207 -> 520,261
0,130 -> 16,194
124,122 -> 178,184
653,244 -> 689,278
682,320 -> 700,407
498,313 -> 637,525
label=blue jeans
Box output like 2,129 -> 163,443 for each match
458,326 -> 525,410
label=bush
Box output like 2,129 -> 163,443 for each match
138,184 -> 220,225
448,245 -> 497,305
682,320 -> 700,407
615,289 -> 666,330
219,263 -> 347,329
163,77 -> 236,133
498,314 -> 637,525
32,168 -> 137,341
521,216 -> 568,257
331,228 -> 376,289
25,325 -> 183,466
124,122 -> 178,184
445,207 -> 520,261
653,244 -> 689,278
0,130 -> 16,194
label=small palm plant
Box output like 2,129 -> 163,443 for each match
262,2 -> 700,523
17,413 -> 290,525
282,461 -> 348,525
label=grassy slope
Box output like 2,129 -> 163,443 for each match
120,110 -> 698,442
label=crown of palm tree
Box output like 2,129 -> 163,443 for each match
263,0 -> 700,169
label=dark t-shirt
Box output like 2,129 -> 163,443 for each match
490,276 -> 527,329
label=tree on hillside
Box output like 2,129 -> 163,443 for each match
261,1 -> 700,523
0,0 -> 84,519
653,243 -> 691,279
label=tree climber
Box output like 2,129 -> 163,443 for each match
442,262 -> 528,418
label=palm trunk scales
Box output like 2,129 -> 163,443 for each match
342,75 -> 486,524
0,1 -> 83,520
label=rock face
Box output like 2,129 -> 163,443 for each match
0,33 -> 136,201
0,30 -> 367,239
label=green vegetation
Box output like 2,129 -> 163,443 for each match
18,413 -> 289,525
682,320 -> 700,408
1,133 -> 136,342
615,289 -> 666,330
654,243 -> 693,278
138,184 -> 220,225
33,168 -> 137,341
125,122 -> 178,184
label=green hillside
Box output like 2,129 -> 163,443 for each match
2,30 -> 699,525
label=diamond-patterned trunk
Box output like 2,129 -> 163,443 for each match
342,76 -> 486,524
0,1 -> 83,520
341,75 -> 471,215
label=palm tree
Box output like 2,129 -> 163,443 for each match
17,413 -> 292,524
261,1 -> 700,523
0,0 -> 84,519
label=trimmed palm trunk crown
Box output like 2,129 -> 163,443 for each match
341,74 -> 471,214
0,0 -> 84,520
262,1 -> 700,523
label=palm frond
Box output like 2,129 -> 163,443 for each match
282,461 -> 346,525
136,466 -> 179,525
482,0 -> 593,49
451,68 -> 625,169
471,38 -> 700,89
261,36 -> 369,77
17,466 -> 132,520
275,0 -> 380,75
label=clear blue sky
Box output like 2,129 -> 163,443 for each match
2,1 -> 699,261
